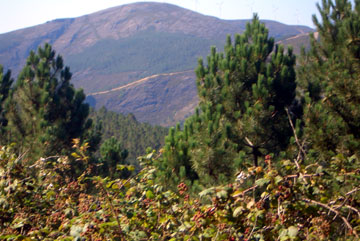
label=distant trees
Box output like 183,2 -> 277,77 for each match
5,43 -> 93,158
90,107 -> 168,166
158,15 -> 298,187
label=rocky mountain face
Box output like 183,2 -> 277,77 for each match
0,2 -> 313,126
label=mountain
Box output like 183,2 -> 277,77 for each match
87,70 -> 198,126
0,2 -> 313,126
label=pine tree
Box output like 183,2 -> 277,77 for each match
159,15 -> 297,186
0,65 -> 13,142
99,136 -> 129,178
6,43 -> 92,158
298,0 -> 360,162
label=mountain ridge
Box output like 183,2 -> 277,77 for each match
0,2 -> 313,126
0,2 -> 312,73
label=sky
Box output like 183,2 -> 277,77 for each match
0,0 -> 323,34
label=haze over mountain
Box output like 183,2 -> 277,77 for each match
0,2 -> 313,126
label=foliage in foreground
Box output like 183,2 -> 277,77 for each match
1,143 -> 359,240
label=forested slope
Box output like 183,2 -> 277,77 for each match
90,107 -> 168,165
0,0 -> 360,240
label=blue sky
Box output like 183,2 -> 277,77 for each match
0,0 -> 323,34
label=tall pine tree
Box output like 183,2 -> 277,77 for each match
298,0 -> 360,162
158,15 -> 297,187
6,43 -> 92,158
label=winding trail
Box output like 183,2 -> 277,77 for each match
87,70 -> 193,96
276,32 -> 310,44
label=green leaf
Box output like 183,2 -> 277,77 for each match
316,166 -> 323,174
274,175 -> 283,185
71,152 -> 81,159
288,226 -> 298,238
146,190 -> 155,199
278,228 -> 288,238
199,187 -> 215,197
203,227 -> 216,238
348,155 -> 356,163
247,200 -> 255,209
130,230 -> 147,239
127,165 -> 135,172
232,190 -> 243,197
146,152 -> 154,159
255,177 -> 270,187
336,175 -> 345,182
282,160 -> 292,166
106,180 -> 117,189
216,190 -> 228,199
233,206 -> 245,217
117,165 -> 127,171
70,225 -> 83,237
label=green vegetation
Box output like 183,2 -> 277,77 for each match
298,0 -> 360,163
156,15 -> 298,188
99,136 -> 130,179
0,43 -> 166,171
0,65 -> 12,136
3,44 -> 94,159
0,144 -> 359,240
0,0 -> 360,240
90,107 -> 168,167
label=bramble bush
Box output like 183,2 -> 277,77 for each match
0,140 -> 359,240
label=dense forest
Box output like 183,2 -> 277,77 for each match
89,107 -> 168,167
1,0 -> 360,240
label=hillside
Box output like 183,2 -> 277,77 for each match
87,70 -> 198,126
90,107 -> 168,165
0,2 -> 313,126
1,1 -> 359,240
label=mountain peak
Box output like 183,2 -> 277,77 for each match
0,2 -> 313,125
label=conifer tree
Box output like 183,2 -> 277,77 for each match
298,0 -> 360,162
0,66 -> 12,141
100,136 -> 129,178
159,15 -> 297,186
6,43 -> 92,158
